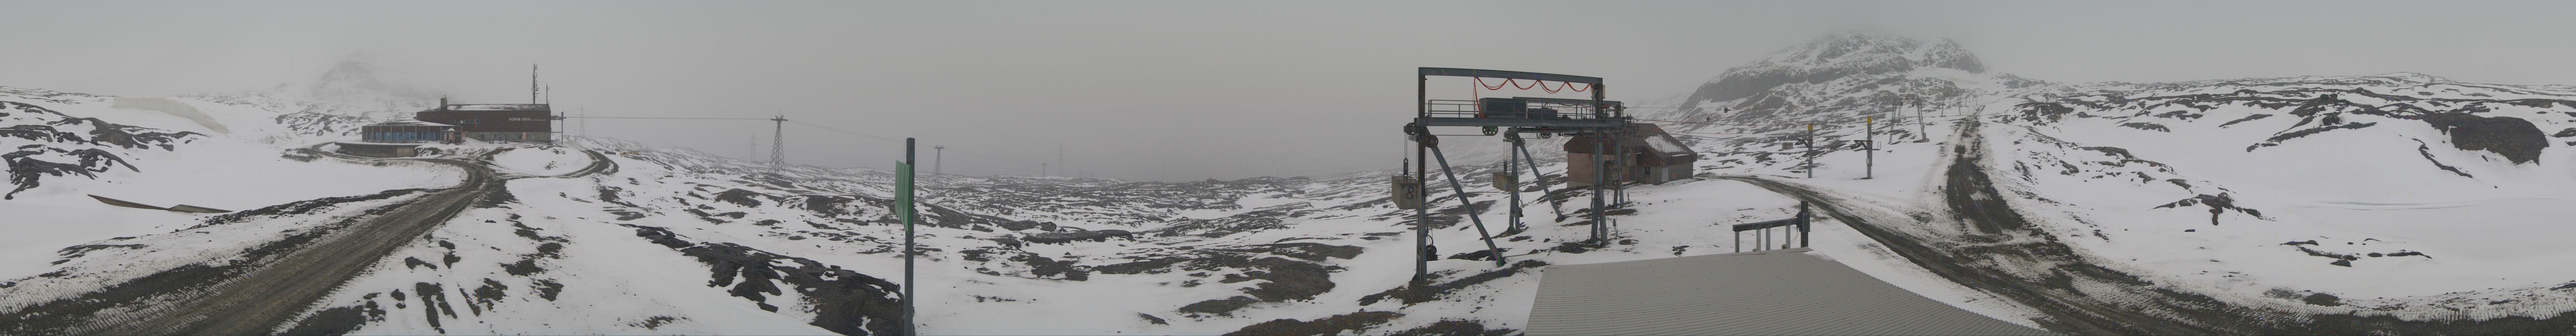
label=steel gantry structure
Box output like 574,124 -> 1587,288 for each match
1402,68 -> 1630,286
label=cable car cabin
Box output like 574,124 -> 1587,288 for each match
1391,175 -> 1425,209
360,119 -> 461,143
1563,123 -> 1698,187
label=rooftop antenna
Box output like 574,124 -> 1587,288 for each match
531,64 -> 540,104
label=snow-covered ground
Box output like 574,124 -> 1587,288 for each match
10,32 -> 2576,335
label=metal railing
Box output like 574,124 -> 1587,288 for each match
1424,99 -> 1612,119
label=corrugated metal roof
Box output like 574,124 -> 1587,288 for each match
1526,248 -> 2055,336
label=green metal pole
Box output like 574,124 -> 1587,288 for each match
900,138 -> 917,336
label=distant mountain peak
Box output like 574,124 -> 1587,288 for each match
305,52 -> 442,113
1678,32 -> 2005,109
2368,72 -> 2451,83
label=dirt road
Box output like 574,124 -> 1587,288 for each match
88,158 -> 501,335
0,145 -> 616,335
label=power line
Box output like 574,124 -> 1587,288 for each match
563,116 -> 776,120
568,115 -> 1059,174
1638,118 -> 1806,127
785,120 -> 902,143
1666,133 -> 1796,146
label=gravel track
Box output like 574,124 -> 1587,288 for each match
16,144 -> 616,335
91,158 -> 500,335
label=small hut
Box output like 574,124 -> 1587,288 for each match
1563,123 -> 1697,186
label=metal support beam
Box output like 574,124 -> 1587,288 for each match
1428,143 -> 1508,267
1417,117 -> 1625,128
1413,76 -> 1431,287
1418,67 -> 1602,84
1504,135 -> 1526,234
1514,137 -> 1565,220
1590,132 -> 1610,245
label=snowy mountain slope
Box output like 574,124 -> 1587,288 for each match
13,31 -> 2576,335
1658,32 -> 2576,333
1978,74 -> 2576,322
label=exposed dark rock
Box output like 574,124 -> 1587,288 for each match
2218,114 -> 2273,128
1222,311 -> 1404,336
277,301 -> 384,336
712,188 -> 769,206
2421,113 -> 2547,164
1388,319 -> 1519,336
1023,229 -> 1133,244
1179,296 -> 1259,315
622,224 -> 903,335
2414,139 -> 2474,178
2154,193 -> 2263,225
2304,293 -> 2343,306
1006,253 -> 1089,281
1360,260 -> 1548,305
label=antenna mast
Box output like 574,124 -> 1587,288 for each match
531,64 -> 540,104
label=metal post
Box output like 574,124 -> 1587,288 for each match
1612,128 -> 1628,207
1590,132 -> 1610,245
900,138 -> 916,336
1504,135 -> 1525,233
1805,124 -> 1815,178
1413,74 -> 1430,287
1863,116 -> 1874,179
1429,144 -> 1507,267
1798,201 -> 1811,248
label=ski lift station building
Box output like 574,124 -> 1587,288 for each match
413,98 -> 553,143
1563,122 -> 1697,186
358,119 -> 460,143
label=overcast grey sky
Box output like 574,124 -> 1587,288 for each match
7,1 -> 2574,181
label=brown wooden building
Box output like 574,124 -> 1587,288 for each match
1564,123 -> 1698,186
415,98 -> 553,142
